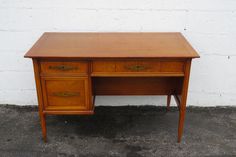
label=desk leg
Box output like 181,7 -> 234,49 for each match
178,106 -> 186,142
167,95 -> 171,111
33,59 -> 47,142
40,114 -> 47,142
178,59 -> 191,142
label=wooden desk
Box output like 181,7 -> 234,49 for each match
25,32 -> 199,142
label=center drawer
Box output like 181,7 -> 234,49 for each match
92,60 -> 185,75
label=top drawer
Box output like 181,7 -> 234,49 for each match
40,61 -> 88,75
92,60 -> 185,75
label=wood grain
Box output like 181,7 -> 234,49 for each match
32,59 -> 47,142
41,77 -> 91,111
92,77 -> 183,95
40,60 -> 88,76
178,59 -> 192,142
91,59 -> 185,76
25,32 -> 199,142
24,32 -> 199,58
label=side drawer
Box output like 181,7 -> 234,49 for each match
40,61 -> 88,75
41,77 -> 91,111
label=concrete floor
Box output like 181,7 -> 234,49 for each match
0,105 -> 236,157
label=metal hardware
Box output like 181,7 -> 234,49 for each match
49,65 -> 78,71
52,92 -> 80,97
126,65 -> 147,71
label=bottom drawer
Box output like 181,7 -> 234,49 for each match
41,77 -> 90,111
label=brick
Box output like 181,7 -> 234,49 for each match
0,8 -> 55,31
185,0 -> 236,11
190,55 -> 236,94
183,32 -> 236,55
0,90 -> 37,105
0,52 -> 33,71
0,72 -> 35,90
95,96 -> 176,106
0,0 -> 185,10
0,0 -> 236,106
188,92 -> 236,106
186,11 -> 234,34
0,31 -> 42,51
53,9 -> 186,31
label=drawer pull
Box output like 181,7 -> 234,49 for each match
52,92 -> 80,97
49,65 -> 78,71
126,65 -> 147,71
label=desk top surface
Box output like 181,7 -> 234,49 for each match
25,32 -> 199,58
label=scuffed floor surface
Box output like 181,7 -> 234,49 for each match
0,105 -> 236,157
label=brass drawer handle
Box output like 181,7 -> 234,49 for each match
52,92 -> 80,97
49,65 -> 78,71
126,65 -> 147,71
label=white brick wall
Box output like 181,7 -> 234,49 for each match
0,0 -> 236,106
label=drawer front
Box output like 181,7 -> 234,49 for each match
40,61 -> 88,75
93,61 -> 154,73
92,60 -> 184,74
41,77 -> 90,111
160,61 -> 185,72
92,61 -> 116,72
115,61 -> 163,72
115,61 -> 138,72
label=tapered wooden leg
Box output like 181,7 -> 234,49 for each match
178,106 -> 186,142
33,59 -> 47,142
167,95 -> 171,111
177,59 -> 192,142
40,114 -> 47,142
